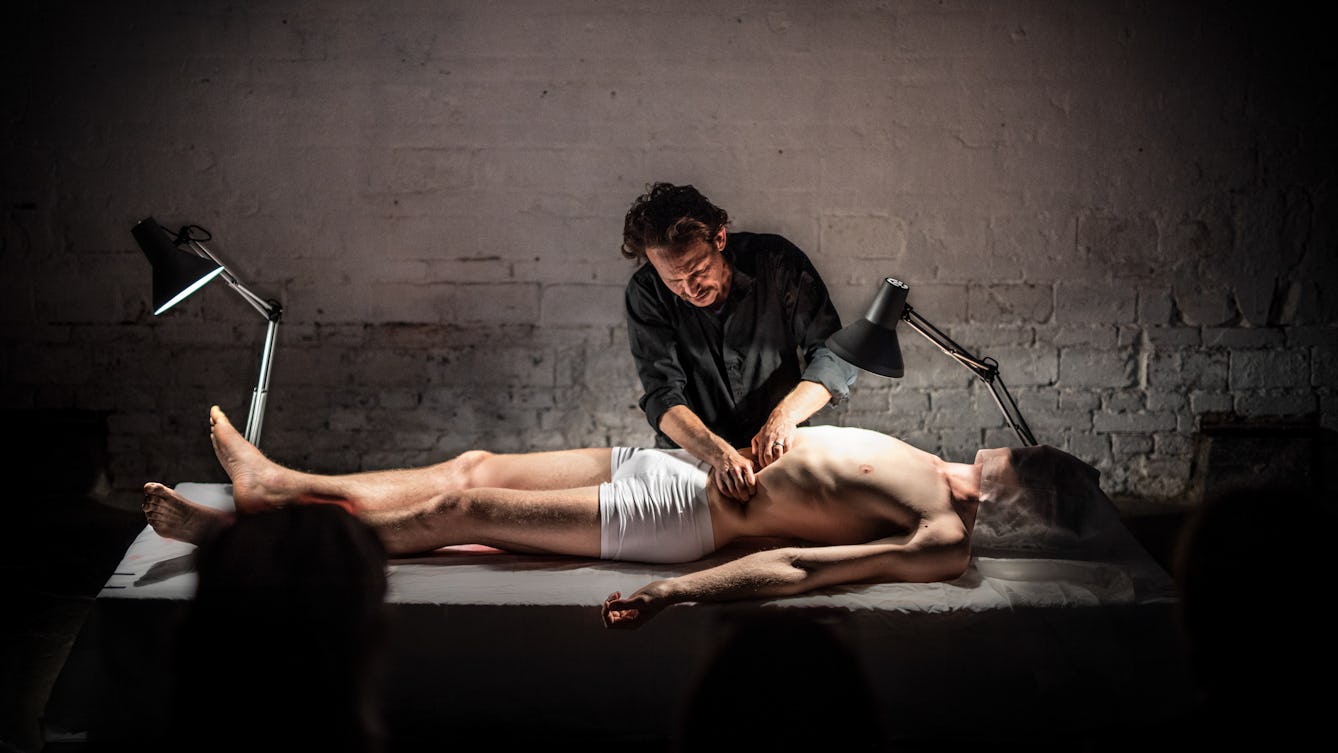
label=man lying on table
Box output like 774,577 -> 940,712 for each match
142,405 -> 1049,629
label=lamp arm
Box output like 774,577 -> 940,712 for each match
243,317 -> 280,446
183,237 -> 283,446
978,370 -> 1038,448
185,239 -> 283,322
902,306 -> 1038,447
901,306 -> 995,379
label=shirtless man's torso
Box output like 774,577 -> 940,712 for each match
707,425 -> 982,551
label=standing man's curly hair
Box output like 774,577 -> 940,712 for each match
621,182 -> 730,263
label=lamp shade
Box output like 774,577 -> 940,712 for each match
133,217 -> 224,315
826,277 -> 910,378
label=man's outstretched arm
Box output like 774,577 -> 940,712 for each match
601,528 -> 969,629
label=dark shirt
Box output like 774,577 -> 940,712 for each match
625,231 -> 858,449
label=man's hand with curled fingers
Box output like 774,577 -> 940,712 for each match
751,415 -> 797,469
710,448 -> 757,502
655,405 -> 756,502
750,381 -> 832,468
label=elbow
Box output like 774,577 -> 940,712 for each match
924,532 -> 971,582
772,547 -> 821,595
939,537 -> 972,581
898,526 -> 971,584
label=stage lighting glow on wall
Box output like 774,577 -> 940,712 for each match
828,277 -> 1038,447
132,217 -> 284,447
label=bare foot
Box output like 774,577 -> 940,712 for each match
208,405 -> 292,514
142,482 -> 233,546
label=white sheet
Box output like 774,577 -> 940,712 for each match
103,480 -> 1176,611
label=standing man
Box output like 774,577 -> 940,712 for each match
621,182 -> 857,502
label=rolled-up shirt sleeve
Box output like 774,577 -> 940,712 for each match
625,276 -> 688,433
801,348 -> 858,404
789,255 -> 859,404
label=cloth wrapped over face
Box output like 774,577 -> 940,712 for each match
973,444 -> 1143,561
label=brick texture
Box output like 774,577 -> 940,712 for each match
3,1 -> 1334,508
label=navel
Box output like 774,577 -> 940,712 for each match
860,464 -> 874,475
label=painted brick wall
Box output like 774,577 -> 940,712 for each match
4,1 -> 1334,509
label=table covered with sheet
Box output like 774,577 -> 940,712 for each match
43,473 -> 1196,748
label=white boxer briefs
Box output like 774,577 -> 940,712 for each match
599,448 -> 716,564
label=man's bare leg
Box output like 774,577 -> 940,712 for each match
364,485 -> 603,558
141,478 -> 605,558
142,482 -> 232,546
206,405 -> 615,515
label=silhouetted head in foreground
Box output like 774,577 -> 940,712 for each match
677,610 -> 882,752
170,503 -> 390,753
1173,481 -> 1336,744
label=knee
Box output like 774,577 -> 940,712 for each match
456,449 -> 495,468
436,452 -> 500,492
460,452 -> 503,486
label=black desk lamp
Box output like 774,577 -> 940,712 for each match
827,277 -> 1037,447
132,217 -> 283,447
